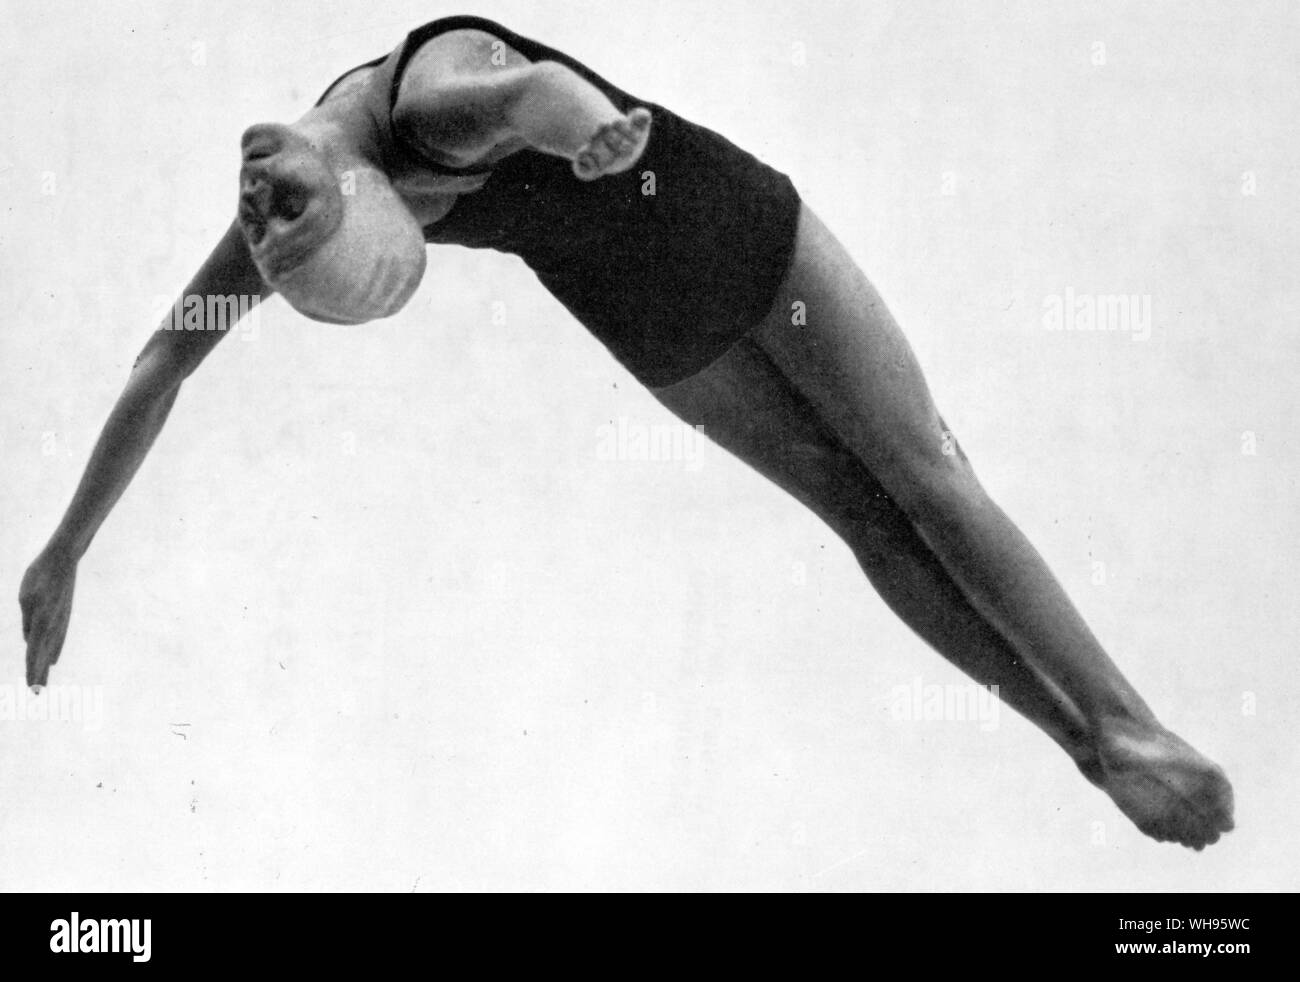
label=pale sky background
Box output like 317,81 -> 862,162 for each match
1,0 -> 1297,891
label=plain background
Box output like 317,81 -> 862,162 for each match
1,0 -> 1296,891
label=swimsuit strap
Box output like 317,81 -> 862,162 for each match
383,14 -> 638,177
313,57 -> 386,108
314,16 -> 636,179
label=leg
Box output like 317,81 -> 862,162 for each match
748,203 -> 1233,847
651,337 -> 1101,779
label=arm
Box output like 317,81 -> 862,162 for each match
392,29 -> 652,180
20,220 -> 271,688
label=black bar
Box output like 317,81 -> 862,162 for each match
0,892 -> 1282,969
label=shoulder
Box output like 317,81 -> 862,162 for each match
400,27 -> 532,89
390,26 -> 538,163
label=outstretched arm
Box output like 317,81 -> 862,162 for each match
392,28 -> 652,180
20,220 -> 270,688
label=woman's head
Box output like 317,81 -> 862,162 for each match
237,122 -> 426,324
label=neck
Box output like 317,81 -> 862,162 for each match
294,98 -> 387,172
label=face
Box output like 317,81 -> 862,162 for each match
237,123 -> 343,279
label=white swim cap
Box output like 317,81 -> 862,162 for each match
243,144 -> 427,325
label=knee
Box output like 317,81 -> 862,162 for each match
880,442 -> 986,530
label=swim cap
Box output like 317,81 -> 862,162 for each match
249,161 -> 427,325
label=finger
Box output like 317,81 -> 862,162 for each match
33,626 -> 65,688
48,602 -> 72,667
600,127 -> 629,155
610,117 -> 636,144
26,632 -> 48,689
25,612 -> 59,688
628,107 -> 652,130
573,149 -> 599,180
587,140 -> 614,170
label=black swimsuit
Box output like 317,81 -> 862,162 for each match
316,15 -> 803,388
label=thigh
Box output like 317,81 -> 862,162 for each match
749,204 -> 976,507
649,335 -> 897,550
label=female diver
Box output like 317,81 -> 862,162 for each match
19,15 -> 1234,849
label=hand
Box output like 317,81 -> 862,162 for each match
572,107 -> 652,181
19,547 -> 78,690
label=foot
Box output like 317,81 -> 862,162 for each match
1092,719 -> 1235,850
